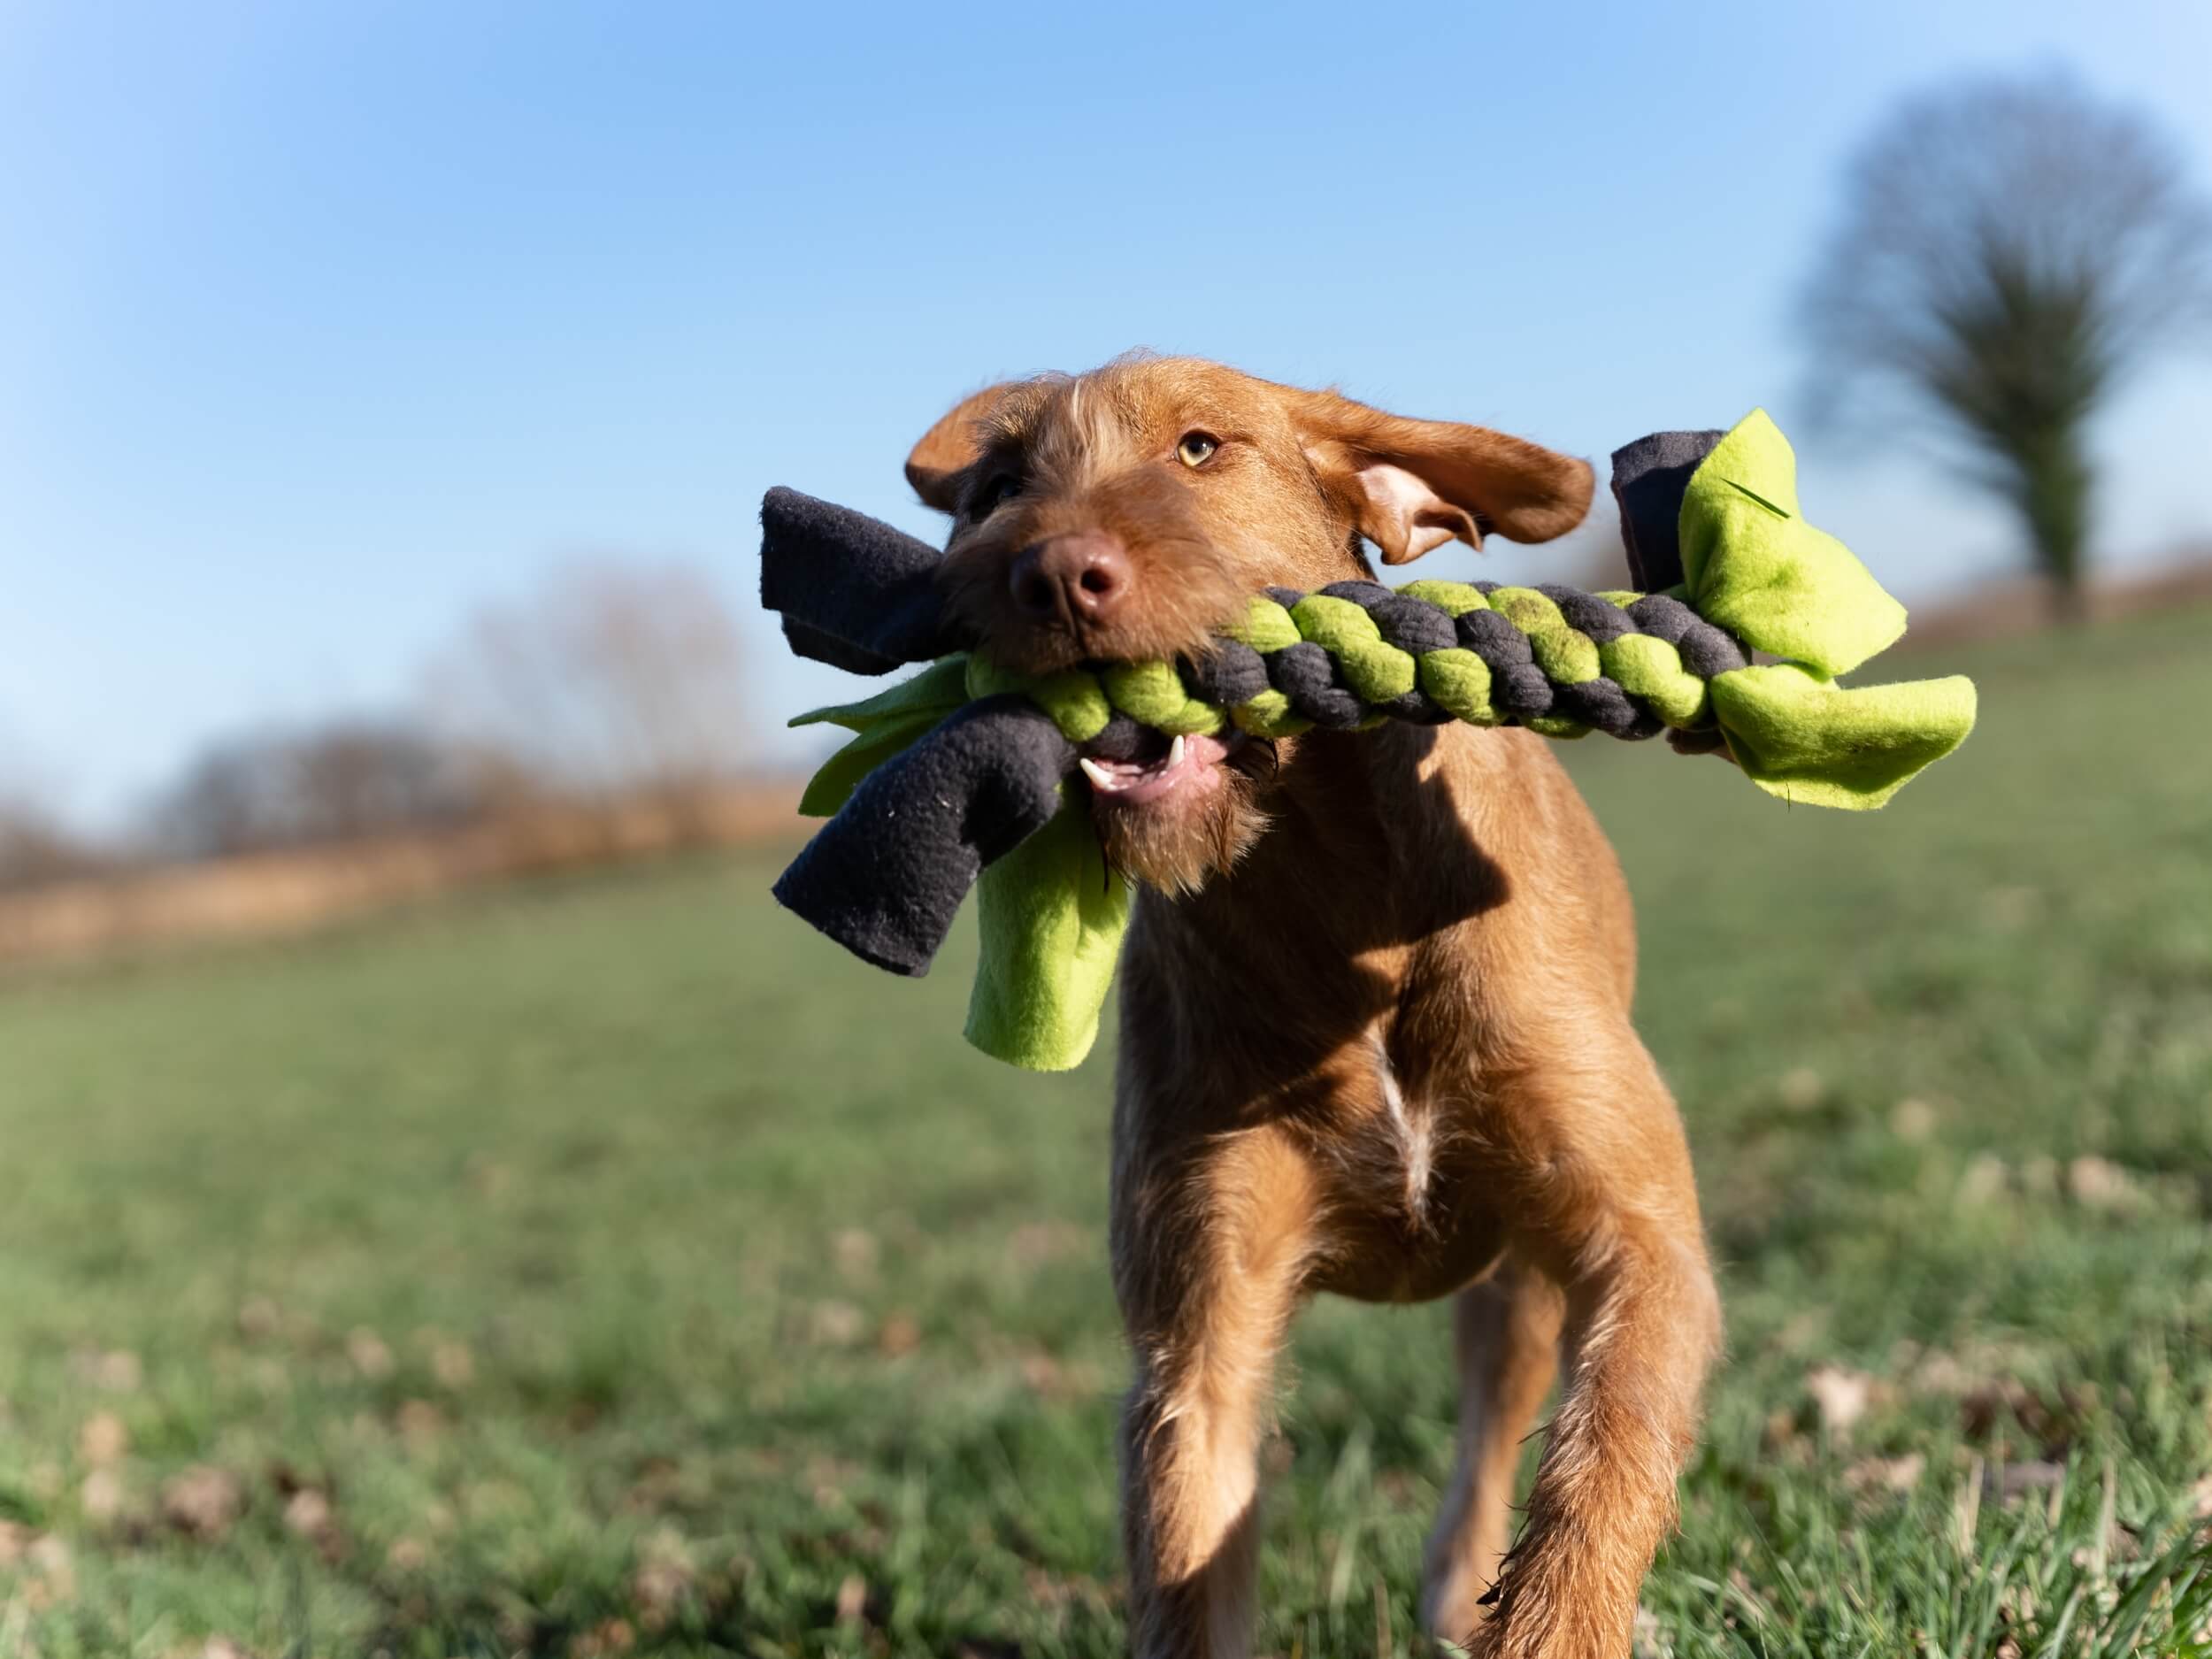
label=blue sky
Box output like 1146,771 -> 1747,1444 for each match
6,1 -> 2210,831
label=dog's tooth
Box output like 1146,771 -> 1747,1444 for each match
1079,757 -> 1121,791
1167,733 -> 1187,770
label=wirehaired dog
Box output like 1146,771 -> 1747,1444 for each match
908,356 -> 1720,1659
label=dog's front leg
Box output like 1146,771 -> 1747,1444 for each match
1113,1124 -> 1315,1659
1473,1036 -> 1722,1659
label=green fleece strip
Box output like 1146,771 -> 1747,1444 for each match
965,793 -> 1131,1071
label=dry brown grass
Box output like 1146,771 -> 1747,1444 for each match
1901,556 -> 2212,648
0,782 -> 804,968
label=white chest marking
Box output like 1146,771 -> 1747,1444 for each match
1369,1026 -> 1433,1225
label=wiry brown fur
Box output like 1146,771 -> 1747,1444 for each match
906,356 -> 1721,1658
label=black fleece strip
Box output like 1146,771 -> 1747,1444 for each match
1317,580 -> 1395,606
1668,725 -> 1732,757
759,487 -> 962,672
1266,641 -> 1366,728
1540,584 -> 1636,644
1379,688 -> 1454,724
1609,427 -> 1724,594
1182,641 -> 1271,706
1081,712 -> 1149,763
1490,663 -> 1558,720
1627,592 -> 1697,643
1625,594 -> 1753,678
1675,618 -> 1752,680
1365,594 -> 1459,655
779,618 -> 905,678
771,695 -> 1071,977
1455,606 -> 1536,664
1552,676 -> 1648,738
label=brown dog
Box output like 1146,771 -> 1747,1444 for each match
906,356 -> 1720,1659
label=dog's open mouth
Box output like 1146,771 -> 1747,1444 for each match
1077,726 -> 1246,808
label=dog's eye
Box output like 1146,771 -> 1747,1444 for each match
1176,432 -> 1220,469
968,474 -> 1022,519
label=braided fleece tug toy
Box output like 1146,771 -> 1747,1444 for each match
763,411 -> 1977,1071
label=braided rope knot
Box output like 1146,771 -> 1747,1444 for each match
969,578 -> 1753,750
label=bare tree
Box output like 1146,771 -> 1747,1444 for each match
150,721 -> 488,861
0,737 -> 109,890
0,799 -> 110,891
1798,73 -> 2212,618
422,562 -> 752,804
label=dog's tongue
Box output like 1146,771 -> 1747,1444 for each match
1078,732 -> 1234,804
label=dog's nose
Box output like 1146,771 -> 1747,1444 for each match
1009,532 -> 1131,626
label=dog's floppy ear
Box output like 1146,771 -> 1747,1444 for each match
1288,389 -> 1594,565
906,383 -> 1016,513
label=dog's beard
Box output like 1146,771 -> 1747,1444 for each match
1094,763 -> 1269,896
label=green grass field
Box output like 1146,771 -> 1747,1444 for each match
4,608 -> 2211,1657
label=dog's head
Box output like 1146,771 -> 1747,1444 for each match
908,355 -> 1592,894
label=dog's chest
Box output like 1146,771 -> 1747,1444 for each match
1364,1026 -> 1436,1228
1302,1023 -> 1506,1304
